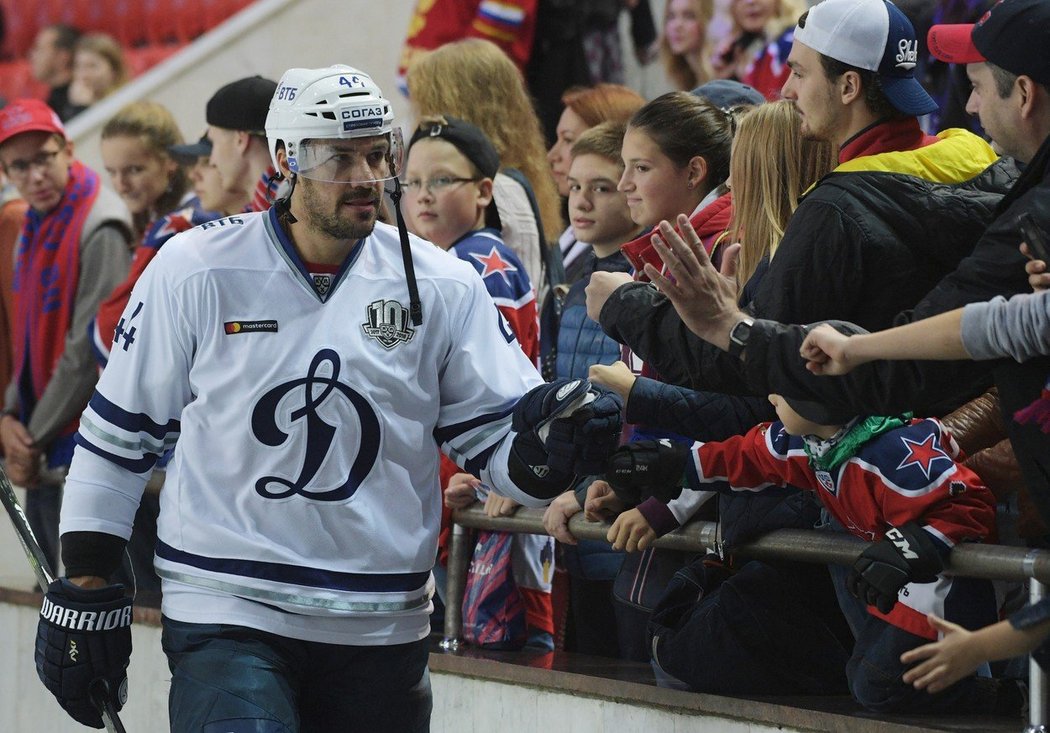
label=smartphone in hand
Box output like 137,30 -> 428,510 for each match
1017,211 -> 1050,262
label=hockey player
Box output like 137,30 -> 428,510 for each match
33,65 -> 622,731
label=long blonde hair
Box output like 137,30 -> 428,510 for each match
659,0 -> 715,90
728,101 -> 834,294
407,38 -> 563,243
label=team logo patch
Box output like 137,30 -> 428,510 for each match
251,348 -> 379,502
362,299 -> 415,349
897,433 -> 952,480
224,320 -> 279,334
815,469 -> 836,495
312,273 -> 332,295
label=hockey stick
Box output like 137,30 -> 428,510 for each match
0,466 -> 128,733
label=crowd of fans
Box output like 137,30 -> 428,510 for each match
3,0 -> 1050,725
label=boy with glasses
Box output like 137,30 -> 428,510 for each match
404,116 -> 557,651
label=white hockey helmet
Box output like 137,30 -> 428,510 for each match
265,65 -> 403,184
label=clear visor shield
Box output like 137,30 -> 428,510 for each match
295,129 -> 404,184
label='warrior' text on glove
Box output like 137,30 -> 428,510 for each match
36,578 -> 132,729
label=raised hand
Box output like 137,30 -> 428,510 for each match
588,361 -> 636,402
800,323 -> 859,376
645,215 -> 746,350
585,270 -> 634,322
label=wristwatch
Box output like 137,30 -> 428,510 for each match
727,317 -> 754,360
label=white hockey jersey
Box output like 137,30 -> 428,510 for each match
60,209 -> 544,645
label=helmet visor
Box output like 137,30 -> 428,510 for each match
295,129 -> 404,184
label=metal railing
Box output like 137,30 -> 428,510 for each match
445,505 -> 1050,731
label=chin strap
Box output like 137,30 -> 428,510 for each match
389,178 -> 423,326
275,173 -> 298,225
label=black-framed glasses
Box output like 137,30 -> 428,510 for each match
4,148 -> 62,179
401,176 -> 478,194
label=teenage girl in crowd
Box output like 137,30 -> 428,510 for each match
547,84 -> 645,289
407,38 -> 563,297
710,0 -> 805,100
92,102 -> 217,603
660,0 -> 715,91
619,90 -> 734,264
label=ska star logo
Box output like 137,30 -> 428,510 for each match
469,246 -> 518,285
896,433 -> 952,480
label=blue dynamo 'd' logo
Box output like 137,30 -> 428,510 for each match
250,349 -> 379,501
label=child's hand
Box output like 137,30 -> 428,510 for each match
584,480 -> 625,522
542,490 -> 582,545
484,492 -> 519,517
607,508 -> 656,552
1022,243 -> 1050,292
800,324 -> 858,376
900,614 -> 983,693
444,473 -> 481,509
588,361 -> 636,402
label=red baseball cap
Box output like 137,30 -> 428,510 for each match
0,99 -> 66,148
927,0 -> 1050,86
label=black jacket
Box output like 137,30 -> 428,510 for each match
743,133 -> 1050,522
598,128 -> 1019,399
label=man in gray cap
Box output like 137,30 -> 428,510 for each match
205,75 -> 280,213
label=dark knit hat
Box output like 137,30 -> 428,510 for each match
206,76 -> 278,133
785,320 -> 871,425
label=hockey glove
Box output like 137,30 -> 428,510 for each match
36,579 -> 132,729
606,439 -> 690,505
513,379 -> 623,476
847,522 -> 944,615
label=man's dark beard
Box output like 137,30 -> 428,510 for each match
300,178 -> 381,240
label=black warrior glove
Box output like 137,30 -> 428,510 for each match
606,439 -> 691,505
847,522 -> 944,615
509,378 -> 623,500
36,579 -> 132,729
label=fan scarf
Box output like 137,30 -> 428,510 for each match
11,160 -> 100,437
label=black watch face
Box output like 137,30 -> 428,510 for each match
731,320 -> 751,345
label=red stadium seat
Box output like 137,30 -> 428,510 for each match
125,43 -> 183,77
0,1 -> 253,83
0,59 -> 49,105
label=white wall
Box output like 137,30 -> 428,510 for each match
1,600 -> 802,733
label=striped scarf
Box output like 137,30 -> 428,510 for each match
12,160 -> 100,431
